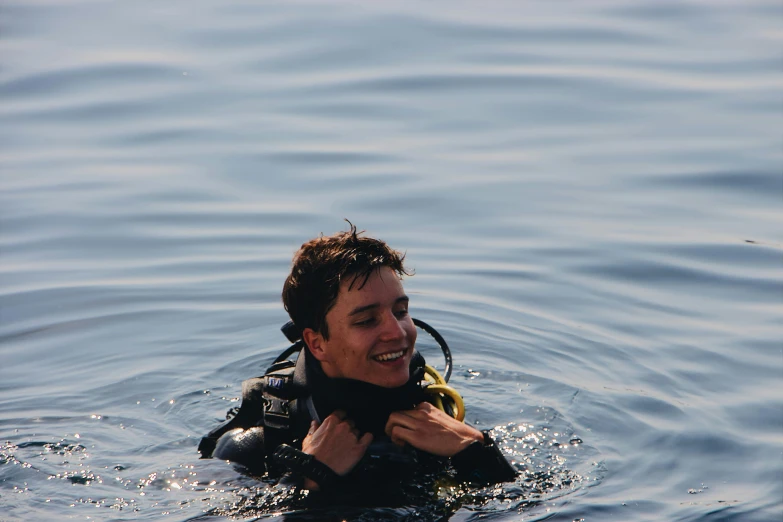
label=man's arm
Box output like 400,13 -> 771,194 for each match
385,402 -> 518,484
209,410 -> 372,490
298,410 -> 373,490
450,429 -> 518,484
212,426 -> 267,475
385,402 -> 484,455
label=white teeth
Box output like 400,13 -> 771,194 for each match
374,350 -> 404,362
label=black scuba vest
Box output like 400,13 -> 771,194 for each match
199,340 -> 518,488
198,347 -> 431,477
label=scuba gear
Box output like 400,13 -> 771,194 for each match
411,318 -> 452,383
197,336 -> 429,467
198,319 -> 461,464
273,444 -> 343,490
275,318 -> 464,421
199,345 -> 427,479
422,364 -> 465,422
279,318 -> 451,379
303,349 -> 428,435
198,318 -> 517,486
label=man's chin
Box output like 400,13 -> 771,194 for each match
374,370 -> 411,389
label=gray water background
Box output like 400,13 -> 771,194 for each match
1,0 -> 781,520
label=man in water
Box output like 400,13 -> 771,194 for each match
199,224 -> 516,491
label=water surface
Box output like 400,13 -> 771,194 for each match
1,0 -> 781,520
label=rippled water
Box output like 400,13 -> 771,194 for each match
1,0 -> 781,520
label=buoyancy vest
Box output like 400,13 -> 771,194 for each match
198,346 -> 431,478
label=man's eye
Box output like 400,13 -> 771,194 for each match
355,317 -> 376,327
395,308 -> 409,318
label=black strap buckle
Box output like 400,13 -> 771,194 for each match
263,396 -> 290,430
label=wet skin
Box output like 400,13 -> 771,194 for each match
303,266 -> 416,388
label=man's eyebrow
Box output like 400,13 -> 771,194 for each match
348,296 -> 409,317
348,303 -> 379,317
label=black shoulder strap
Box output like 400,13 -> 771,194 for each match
260,360 -> 303,453
197,367 -> 291,458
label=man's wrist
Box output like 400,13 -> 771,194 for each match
458,429 -> 493,454
272,444 -> 343,490
451,430 -> 518,484
462,425 -> 486,448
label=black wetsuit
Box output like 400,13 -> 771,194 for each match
198,349 -> 517,490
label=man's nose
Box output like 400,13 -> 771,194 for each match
379,312 -> 405,342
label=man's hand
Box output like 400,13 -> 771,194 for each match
300,410 -> 373,490
385,401 -> 484,457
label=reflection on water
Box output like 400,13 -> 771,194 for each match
0,421 -> 592,521
1,0 -> 781,520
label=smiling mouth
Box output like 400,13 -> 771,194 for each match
372,349 -> 406,362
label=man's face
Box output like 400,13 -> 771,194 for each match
305,266 -> 417,388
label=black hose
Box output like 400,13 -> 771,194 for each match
413,318 -> 452,383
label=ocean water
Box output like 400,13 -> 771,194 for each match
1,0 -> 781,520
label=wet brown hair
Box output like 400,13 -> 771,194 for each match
282,221 -> 412,340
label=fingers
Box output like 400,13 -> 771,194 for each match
385,414 -> 398,437
389,425 -> 414,447
335,417 -> 359,437
358,432 -> 374,448
303,420 -> 319,446
323,410 -> 356,427
391,434 -> 405,447
385,410 -> 420,437
322,410 -> 351,431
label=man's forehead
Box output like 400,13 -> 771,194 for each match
334,272 -> 405,309
342,267 -> 401,292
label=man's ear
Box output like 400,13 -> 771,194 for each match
302,328 -> 328,363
